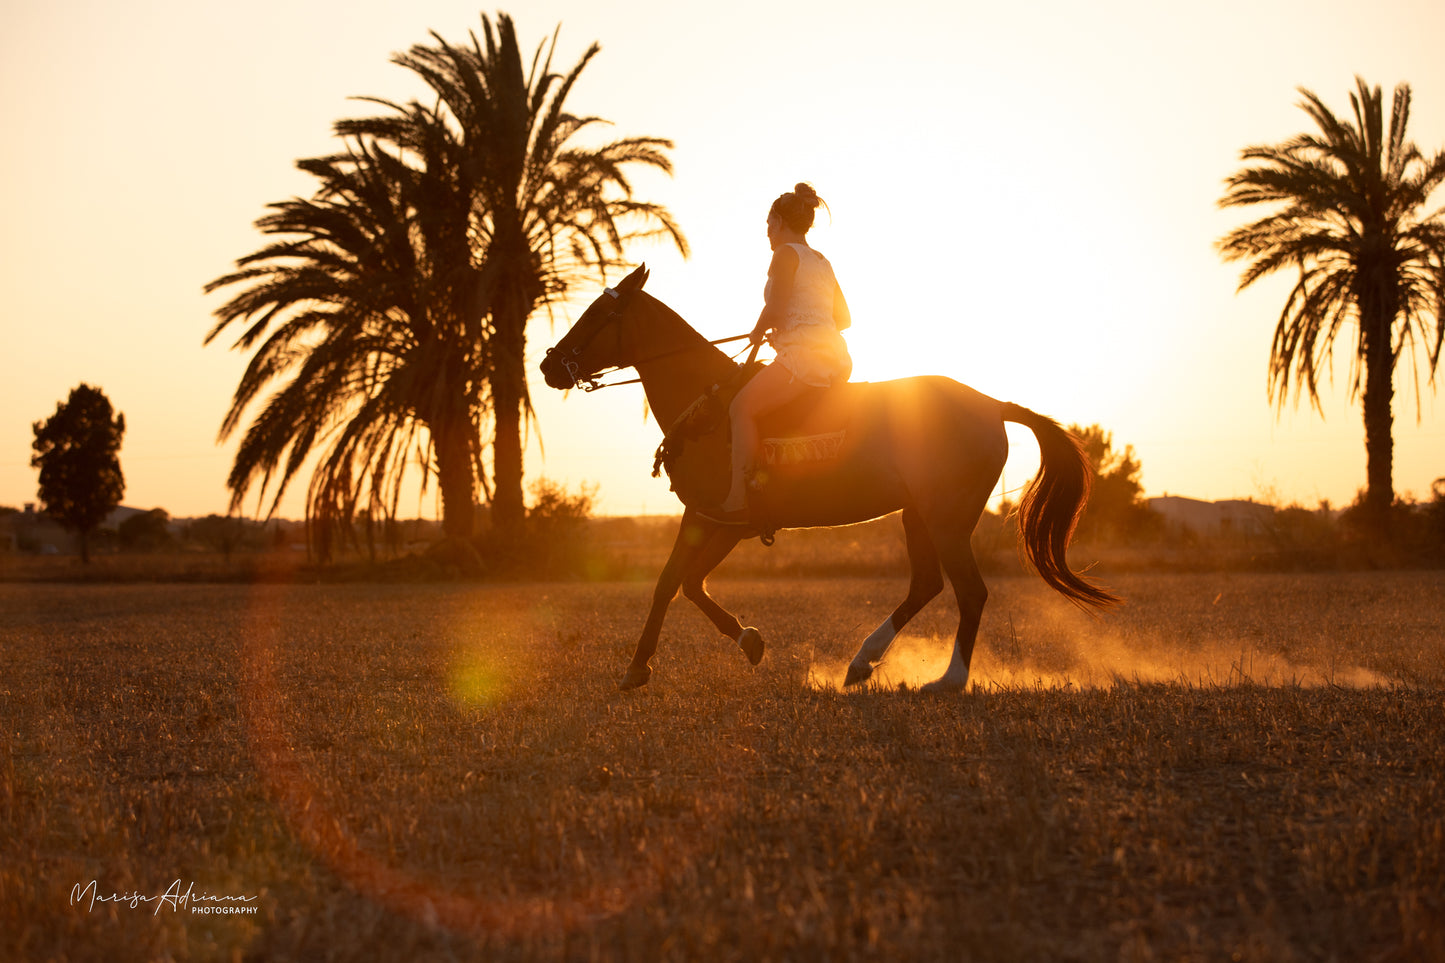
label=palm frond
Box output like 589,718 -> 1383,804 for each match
1220,77 -> 1445,417
208,12 -> 687,540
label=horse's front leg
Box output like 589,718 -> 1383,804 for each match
680,526 -> 762,666
621,510 -> 712,689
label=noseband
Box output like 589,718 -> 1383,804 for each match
545,287 -> 627,392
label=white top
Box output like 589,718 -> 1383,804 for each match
766,244 -> 840,330
765,244 -> 852,388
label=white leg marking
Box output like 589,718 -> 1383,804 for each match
848,616 -> 897,676
921,645 -> 972,693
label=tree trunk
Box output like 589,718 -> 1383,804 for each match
1359,281 -> 1396,535
489,272 -> 534,539
490,322 -> 526,538
434,419 -> 477,542
1361,351 -> 1394,529
479,232 -> 540,540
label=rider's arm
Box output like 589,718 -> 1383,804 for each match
750,245 -> 800,344
833,281 -> 852,332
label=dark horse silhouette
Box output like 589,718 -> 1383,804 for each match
540,266 -> 1118,691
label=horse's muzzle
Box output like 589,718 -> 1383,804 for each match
540,350 -> 573,390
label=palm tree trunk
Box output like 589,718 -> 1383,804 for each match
490,312 -> 527,538
486,252 -> 536,538
1361,358 -> 1394,528
1360,300 -> 1395,533
434,420 -> 477,541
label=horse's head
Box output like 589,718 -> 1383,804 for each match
540,264 -> 651,391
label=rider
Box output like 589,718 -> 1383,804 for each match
707,183 -> 853,524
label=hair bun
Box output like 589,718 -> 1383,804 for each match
770,183 -> 824,234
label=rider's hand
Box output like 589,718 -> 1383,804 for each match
749,326 -> 768,347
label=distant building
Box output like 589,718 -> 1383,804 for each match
105,506 -> 148,528
1147,495 -> 1275,539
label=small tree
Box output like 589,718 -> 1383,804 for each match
31,384 -> 126,562
1068,424 -> 1157,543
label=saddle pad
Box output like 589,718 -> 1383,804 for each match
759,430 -> 846,466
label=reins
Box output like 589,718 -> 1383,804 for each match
547,283 -> 761,392
554,331 -> 755,392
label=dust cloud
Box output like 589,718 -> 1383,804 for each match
808,603 -> 1399,692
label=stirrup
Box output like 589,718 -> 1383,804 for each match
695,505 -> 775,545
697,506 -> 751,527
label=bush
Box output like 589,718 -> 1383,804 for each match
118,509 -> 174,553
463,479 -> 601,579
185,514 -> 269,558
520,479 -> 598,577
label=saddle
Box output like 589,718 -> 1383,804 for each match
652,364 -> 858,510
759,430 -> 846,466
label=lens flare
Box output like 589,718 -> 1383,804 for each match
237,583 -> 747,942
446,650 -> 510,709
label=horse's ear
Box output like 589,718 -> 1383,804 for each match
623,263 -> 649,292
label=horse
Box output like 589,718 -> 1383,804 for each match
540,264 -> 1119,692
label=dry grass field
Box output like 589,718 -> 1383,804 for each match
2,569 -> 1443,961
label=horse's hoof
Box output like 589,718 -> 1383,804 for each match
919,675 -> 968,694
738,627 -> 765,666
619,664 -> 652,690
843,662 -> 873,687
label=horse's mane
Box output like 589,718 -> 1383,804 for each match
636,291 -> 735,370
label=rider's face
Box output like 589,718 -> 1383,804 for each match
766,211 -> 783,249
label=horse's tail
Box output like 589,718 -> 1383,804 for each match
1001,403 -> 1121,611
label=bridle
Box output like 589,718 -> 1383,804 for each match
545,285 -> 752,392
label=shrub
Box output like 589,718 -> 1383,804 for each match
118,509 -> 175,553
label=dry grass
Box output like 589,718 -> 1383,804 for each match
2,572 -> 1443,962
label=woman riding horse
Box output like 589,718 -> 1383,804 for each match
539,263 -> 1119,692
707,183 -> 854,525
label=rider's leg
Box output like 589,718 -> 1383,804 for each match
720,362 -> 807,512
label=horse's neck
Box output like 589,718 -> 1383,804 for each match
632,295 -> 737,428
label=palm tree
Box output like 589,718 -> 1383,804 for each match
205,132 -> 490,556
1218,77 -> 1445,530
342,13 -> 689,536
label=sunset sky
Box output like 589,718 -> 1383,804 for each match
3,0 -> 1443,520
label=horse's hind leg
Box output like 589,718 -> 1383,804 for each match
919,522 -> 989,694
680,528 -> 763,666
844,508 -> 944,687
